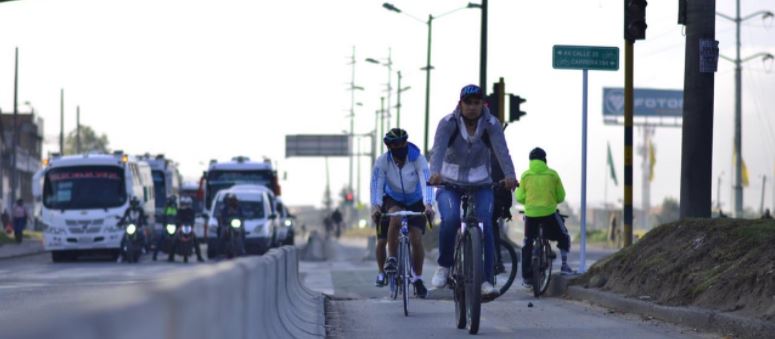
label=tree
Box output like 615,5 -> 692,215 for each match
654,197 -> 680,225
64,125 -> 110,155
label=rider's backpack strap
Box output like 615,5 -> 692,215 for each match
447,122 -> 491,149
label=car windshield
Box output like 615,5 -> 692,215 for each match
43,166 -> 126,210
152,170 -> 166,208
214,199 -> 265,220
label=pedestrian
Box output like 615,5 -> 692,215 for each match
12,199 -> 28,244
1,209 -> 11,235
331,208 -> 343,238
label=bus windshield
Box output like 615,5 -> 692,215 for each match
206,170 -> 273,206
43,166 -> 126,210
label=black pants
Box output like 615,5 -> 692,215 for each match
521,212 -> 570,280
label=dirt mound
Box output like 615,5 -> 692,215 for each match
574,218 -> 775,322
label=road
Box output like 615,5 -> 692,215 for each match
0,251 -> 208,324
302,237 -> 721,339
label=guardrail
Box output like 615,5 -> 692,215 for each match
8,246 -> 325,339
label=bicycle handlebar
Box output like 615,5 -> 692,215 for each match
382,211 -> 427,217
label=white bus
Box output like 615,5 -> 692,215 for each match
39,153 -> 156,262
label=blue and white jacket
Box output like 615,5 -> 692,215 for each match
370,142 -> 433,208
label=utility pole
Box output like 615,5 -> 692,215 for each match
60,89 -> 64,155
396,71 -> 403,128
379,97 -> 385,154
348,46 -> 356,201
639,126 -> 654,229
760,175 -> 767,215
717,172 -> 724,212
679,0 -> 717,218
479,0 -> 488,92
10,47 -> 19,209
623,0 -> 647,246
76,106 -> 81,154
423,14 -> 433,156
385,48 -> 393,130
715,4 -> 774,218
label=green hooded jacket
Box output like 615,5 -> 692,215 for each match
515,159 -> 566,218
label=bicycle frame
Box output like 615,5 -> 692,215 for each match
382,210 -> 425,316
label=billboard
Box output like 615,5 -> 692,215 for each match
603,88 -> 683,117
285,134 -> 351,157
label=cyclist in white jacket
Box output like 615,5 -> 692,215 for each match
371,128 -> 434,298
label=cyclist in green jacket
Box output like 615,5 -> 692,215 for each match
515,147 -> 572,285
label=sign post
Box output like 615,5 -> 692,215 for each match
553,45 -> 619,273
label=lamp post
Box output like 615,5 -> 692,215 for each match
716,7 -> 774,217
382,2 -> 481,155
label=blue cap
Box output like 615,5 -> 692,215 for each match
460,84 -> 483,100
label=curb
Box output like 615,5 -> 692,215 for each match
553,274 -> 775,339
0,243 -> 46,260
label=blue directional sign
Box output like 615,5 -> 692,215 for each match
603,88 -> 683,117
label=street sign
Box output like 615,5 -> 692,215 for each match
285,134 -> 351,157
553,45 -> 620,71
603,88 -> 683,117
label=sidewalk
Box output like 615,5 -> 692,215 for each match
0,240 -> 45,259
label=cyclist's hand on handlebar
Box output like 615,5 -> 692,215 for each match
501,178 -> 519,191
423,204 -> 435,221
371,207 -> 382,224
428,174 -> 442,185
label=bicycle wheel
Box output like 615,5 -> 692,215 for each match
538,241 -> 553,295
464,226 -> 482,335
453,234 -> 467,329
531,238 -> 544,298
496,238 -> 519,296
401,238 -> 411,316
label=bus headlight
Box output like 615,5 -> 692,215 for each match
166,224 -> 177,235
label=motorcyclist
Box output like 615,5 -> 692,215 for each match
177,196 -> 205,262
153,195 -> 178,262
218,193 -> 246,256
118,196 -> 147,259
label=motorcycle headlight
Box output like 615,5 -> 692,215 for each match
181,225 -> 192,234
126,224 -> 137,235
230,219 -> 241,228
284,220 -> 292,227
166,224 -> 177,235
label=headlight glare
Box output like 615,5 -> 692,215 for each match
166,224 -> 177,235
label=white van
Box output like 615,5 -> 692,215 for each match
205,184 -> 279,257
39,153 -> 156,262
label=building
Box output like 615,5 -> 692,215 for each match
0,112 -> 44,211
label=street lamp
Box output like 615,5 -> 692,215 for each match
365,50 -> 394,131
382,2 -> 481,155
716,7 -> 774,217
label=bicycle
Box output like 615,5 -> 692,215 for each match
381,210 -> 428,317
492,210 -> 519,297
431,182 -> 497,335
521,210 -> 568,298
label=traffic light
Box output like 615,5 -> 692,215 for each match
485,79 -> 506,122
625,0 -> 647,41
344,191 -> 354,205
508,94 -> 526,122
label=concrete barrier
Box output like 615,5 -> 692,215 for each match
6,246 -> 325,339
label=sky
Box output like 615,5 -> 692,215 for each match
0,0 -> 773,220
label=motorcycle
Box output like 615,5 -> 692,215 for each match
120,222 -> 144,263
219,218 -> 244,259
175,224 -> 195,263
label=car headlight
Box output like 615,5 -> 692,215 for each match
126,224 -> 137,235
166,224 -> 177,235
230,219 -> 241,228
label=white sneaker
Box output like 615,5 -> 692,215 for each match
431,267 -> 450,288
481,282 -> 498,296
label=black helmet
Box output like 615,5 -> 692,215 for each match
166,195 -> 178,207
529,147 -> 547,161
383,128 -> 408,145
130,196 -> 140,207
